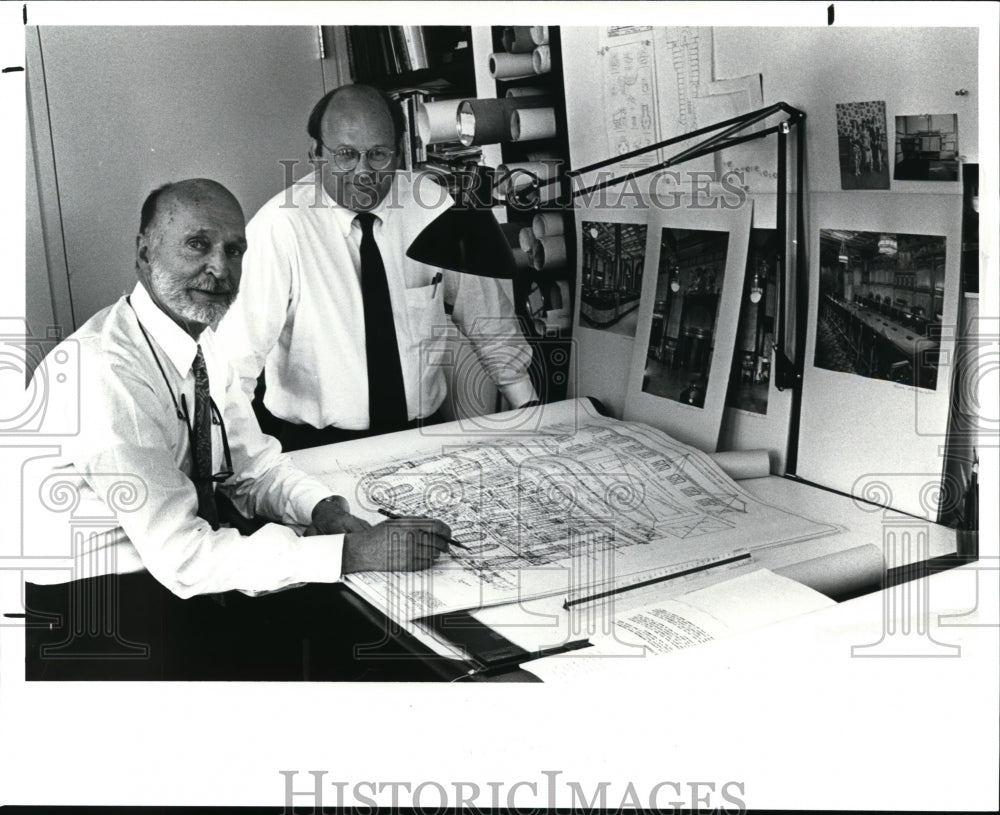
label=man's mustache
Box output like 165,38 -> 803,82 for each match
192,278 -> 237,296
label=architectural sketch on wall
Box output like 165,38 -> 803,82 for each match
814,229 -> 947,391
579,220 -> 647,338
894,113 -> 959,181
835,100 -> 890,190
598,27 -> 766,187
600,26 -> 661,172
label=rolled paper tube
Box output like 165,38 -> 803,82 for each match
532,235 -> 567,270
489,51 -> 536,80
415,99 -> 464,145
502,26 -> 536,53
458,97 -> 553,146
706,449 -> 772,480
505,86 -> 547,98
531,26 -> 549,46
512,248 -> 535,271
511,107 -> 557,142
457,99 -> 505,147
532,212 -> 565,238
518,227 -> 537,253
533,44 -> 552,74
773,544 -> 885,602
526,149 -> 560,161
499,222 -> 523,248
495,160 -> 559,195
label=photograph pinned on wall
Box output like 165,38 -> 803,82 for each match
814,229 -> 947,391
640,227 -> 730,408
725,229 -> 778,415
624,200 -> 751,452
579,220 -> 648,338
835,100 -> 890,190
893,114 -> 959,181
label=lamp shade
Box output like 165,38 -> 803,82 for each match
406,206 -> 517,279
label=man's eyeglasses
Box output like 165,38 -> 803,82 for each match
179,394 -> 234,484
320,143 -> 397,172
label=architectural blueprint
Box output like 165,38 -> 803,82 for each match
598,26 -> 770,189
321,415 -> 839,619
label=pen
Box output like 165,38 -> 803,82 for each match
377,507 -> 469,550
431,271 -> 443,297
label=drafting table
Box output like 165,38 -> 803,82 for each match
288,397 -> 965,679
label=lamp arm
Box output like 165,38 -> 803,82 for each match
503,104 -> 804,205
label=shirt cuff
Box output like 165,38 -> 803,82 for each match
499,377 -> 538,410
280,530 -> 346,584
292,479 -> 343,527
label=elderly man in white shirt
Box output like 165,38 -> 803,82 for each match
25,178 -> 453,681
215,83 -> 538,451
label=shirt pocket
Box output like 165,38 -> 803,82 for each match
403,282 -> 449,371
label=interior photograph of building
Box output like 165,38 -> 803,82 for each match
893,113 -> 959,181
642,227 -> 730,407
579,221 -> 646,337
814,229 -> 947,390
725,229 -> 778,415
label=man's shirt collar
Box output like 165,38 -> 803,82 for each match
129,282 -> 201,377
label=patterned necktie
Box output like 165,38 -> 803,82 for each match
191,345 -> 220,530
356,212 -> 408,432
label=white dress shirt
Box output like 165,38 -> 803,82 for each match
30,283 -> 343,598
215,169 -> 536,430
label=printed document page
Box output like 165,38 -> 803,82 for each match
523,568 -> 835,682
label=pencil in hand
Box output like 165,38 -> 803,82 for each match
376,507 -> 470,550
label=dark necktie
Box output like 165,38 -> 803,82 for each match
191,345 -> 220,530
356,212 -> 408,432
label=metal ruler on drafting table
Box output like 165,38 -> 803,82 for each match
562,549 -> 754,609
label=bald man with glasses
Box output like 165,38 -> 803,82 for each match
216,84 -> 538,451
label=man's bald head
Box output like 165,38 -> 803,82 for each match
139,178 -> 244,237
307,84 -> 405,148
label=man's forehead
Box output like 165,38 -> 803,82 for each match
157,190 -> 244,230
322,94 -> 393,135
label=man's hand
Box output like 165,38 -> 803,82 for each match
342,517 -> 452,573
304,495 -> 372,536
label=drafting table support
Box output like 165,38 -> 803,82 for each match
504,101 -> 808,468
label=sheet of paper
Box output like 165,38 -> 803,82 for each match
525,568 -> 835,682
302,412 -> 839,620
